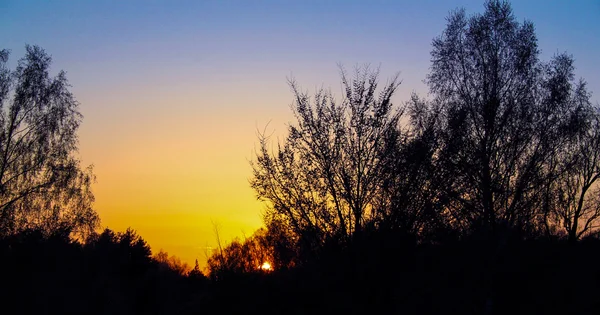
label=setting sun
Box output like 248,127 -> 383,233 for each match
260,262 -> 272,271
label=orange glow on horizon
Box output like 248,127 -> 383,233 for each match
260,262 -> 272,271
78,90 -> 293,270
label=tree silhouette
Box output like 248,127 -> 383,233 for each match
154,248 -> 191,276
251,65 -> 402,255
422,0 -> 593,240
376,93 -> 444,239
206,228 -> 274,279
263,217 -> 298,268
189,259 -> 205,279
546,104 -> 600,241
0,46 -> 98,238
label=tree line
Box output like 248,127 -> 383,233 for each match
0,226 -> 207,314
205,3 -> 600,313
245,0 -> 600,269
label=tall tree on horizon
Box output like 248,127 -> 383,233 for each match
251,65 -> 403,253
0,46 -> 98,238
424,0 -> 593,239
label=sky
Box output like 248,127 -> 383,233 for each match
1,0 -> 599,268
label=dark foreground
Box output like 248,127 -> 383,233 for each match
0,229 -> 599,315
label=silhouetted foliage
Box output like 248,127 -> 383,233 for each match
376,93 -> 445,240
0,46 -> 98,238
154,248 -> 191,276
420,0 -> 595,241
0,227 -> 207,314
224,1 -> 600,314
251,65 -> 404,259
263,217 -> 298,268
207,228 -> 274,280
189,259 -> 205,280
0,46 -> 209,315
545,107 -> 600,241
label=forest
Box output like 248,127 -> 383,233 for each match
1,1 -> 599,314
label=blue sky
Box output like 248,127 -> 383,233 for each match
3,1 -> 598,99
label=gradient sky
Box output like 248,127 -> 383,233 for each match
1,0 -> 599,267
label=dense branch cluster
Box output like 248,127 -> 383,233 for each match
0,46 -> 98,238
250,1 -> 600,267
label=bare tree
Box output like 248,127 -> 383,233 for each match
375,93 -> 444,238
206,228 -> 275,279
420,3 -> 597,314
425,0 -> 590,238
548,100 -> 600,242
0,46 -> 98,237
251,65 -> 402,252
